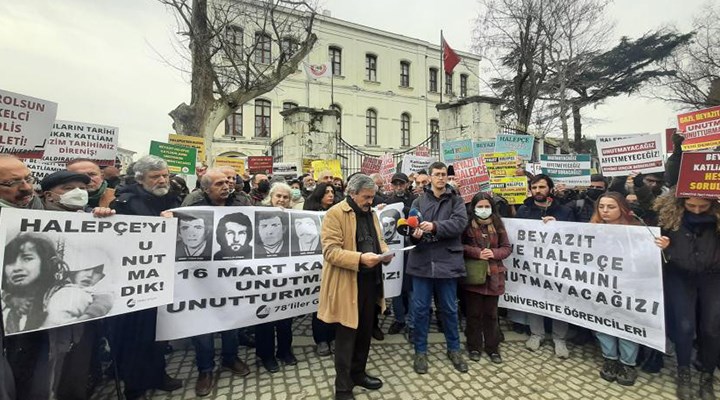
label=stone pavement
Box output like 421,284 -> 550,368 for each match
92,314 -> 704,400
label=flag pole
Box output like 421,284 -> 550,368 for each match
440,30 -> 444,105
331,72 -> 334,108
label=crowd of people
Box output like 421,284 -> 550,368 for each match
0,131 -> 718,400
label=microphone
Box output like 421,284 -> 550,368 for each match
407,216 -> 420,229
396,218 -> 412,236
408,208 -> 423,222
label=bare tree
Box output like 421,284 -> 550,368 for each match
654,3 -> 720,109
473,0 -> 552,131
160,0 -> 317,144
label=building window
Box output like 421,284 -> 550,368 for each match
430,119 -> 440,150
330,104 -> 342,134
366,109 -> 377,145
226,26 -> 243,55
329,46 -> 342,76
401,113 -> 411,147
254,32 -> 272,64
400,61 -> 410,87
429,68 -> 438,92
225,109 -> 243,136
365,54 -> 377,81
280,37 -> 298,60
282,102 -> 298,110
460,74 -> 468,97
255,99 -> 271,137
445,72 -> 453,95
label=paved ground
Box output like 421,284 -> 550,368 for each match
92,314 -> 710,400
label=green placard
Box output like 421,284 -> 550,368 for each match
149,140 -> 196,175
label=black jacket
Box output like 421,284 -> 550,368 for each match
663,218 -> 720,274
384,190 -> 417,218
515,197 -> 576,221
110,183 -> 181,216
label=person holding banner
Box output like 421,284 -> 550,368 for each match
255,182 -> 296,373
303,183 -> 337,357
653,193 -> 720,400
0,155 -> 44,210
516,174 -> 575,358
109,155 -> 183,400
461,192 -> 512,364
318,174 -> 393,400
66,159 -> 116,208
589,192 -> 667,386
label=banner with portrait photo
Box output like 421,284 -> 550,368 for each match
374,202 -> 405,298
0,209 -> 176,336
498,219 -> 666,351
156,205 -> 405,341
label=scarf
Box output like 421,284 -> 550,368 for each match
682,212 -> 717,233
87,180 -> 108,204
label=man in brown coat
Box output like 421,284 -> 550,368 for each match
318,174 -> 393,400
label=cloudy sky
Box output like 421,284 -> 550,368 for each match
0,0 -> 709,155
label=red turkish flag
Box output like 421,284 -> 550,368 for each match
442,37 -> 461,74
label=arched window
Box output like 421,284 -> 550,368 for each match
330,103 -> 342,135
366,109 -> 377,145
401,113 -> 411,147
225,106 -> 243,136
254,32 -> 271,64
255,99 -> 271,137
430,119 -> 440,150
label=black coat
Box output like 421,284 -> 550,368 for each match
663,218 -> 720,274
110,183 -> 180,216
515,197 -> 576,222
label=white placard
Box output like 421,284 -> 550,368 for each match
596,133 -> 664,177
43,120 -> 119,166
0,89 -> 58,158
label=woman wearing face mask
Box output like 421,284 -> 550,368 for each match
589,192 -> 668,386
653,193 -> 720,400
302,183 -> 337,356
289,180 -> 305,209
461,192 -> 512,364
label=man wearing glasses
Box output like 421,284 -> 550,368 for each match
0,155 -> 42,210
406,162 -> 469,375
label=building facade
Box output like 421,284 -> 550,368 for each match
210,11 -> 481,160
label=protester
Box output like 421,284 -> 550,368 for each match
0,155 -> 43,210
67,159 -> 116,208
516,174 -> 575,358
383,173 -> 417,337
249,173 -> 270,205
569,174 -> 608,223
407,161 -> 469,374
255,182 -> 296,373
110,155 -> 182,400
590,192 -> 668,386
318,173 -> 392,400
301,174 -> 316,199
303,183 -> 338,357
333,177 -> 345,195
412,170 -> 430,195
462,192 -> 511,364
102,165 -> 121,189
289,179 -> 305,209
654,192 -> 720,400
169,174 -> 189,202
166,168 -> 251,396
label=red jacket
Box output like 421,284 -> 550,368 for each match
461,222 -> 512,296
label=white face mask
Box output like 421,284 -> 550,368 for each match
474,208 -> 492,220
59,188 -> 88,208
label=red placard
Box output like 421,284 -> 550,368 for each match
675,152 -> 720,199
360,157 -> 382,174
247,156 -> 273,174
665,128 -> 676,153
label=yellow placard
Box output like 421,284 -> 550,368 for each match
214,156 -> 245,175
490,176 -> 528,205
168,134 -> 206,163
302,158 -> 314,173
311,159 -> 343,180
483,151 -> 518,178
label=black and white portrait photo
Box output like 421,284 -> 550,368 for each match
214,212 -> 253,260
2,233 -> 115,334
254,210 -> 289,258
379,208 -> 402,245
175,210 -> 213,262
290,214 -> 322,256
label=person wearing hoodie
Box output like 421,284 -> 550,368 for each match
406,162 -> 469,375
654,193 -> 720,400
515,174 -> 575,358
110,155 -> 183,400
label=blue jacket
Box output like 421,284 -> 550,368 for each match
515,197 -> 576,222
406,187 -> 468,279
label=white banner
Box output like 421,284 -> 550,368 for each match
401,154 -> 435,175
0,89 -> 58,158
596,133 -> 664,177
22,159 -> 66,181
0,209 -> 176,336
156,204 -> 405,341
498,219 -> 665,351
43,120 -> 119,166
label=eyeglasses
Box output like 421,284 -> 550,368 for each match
0,175 -> 35,188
